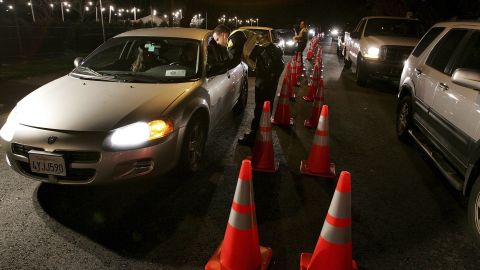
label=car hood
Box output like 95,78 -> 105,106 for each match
15,75 -> 196,132
364,36 -> 419,47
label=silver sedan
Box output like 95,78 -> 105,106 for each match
0,27 -> 248,185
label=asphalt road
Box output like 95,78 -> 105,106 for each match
1,39 -> 479,269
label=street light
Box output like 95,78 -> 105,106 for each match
109,5 -> 114,23
27,1 -> 36,22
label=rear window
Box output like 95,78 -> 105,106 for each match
412,27 -> 445,57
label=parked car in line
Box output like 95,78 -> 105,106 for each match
274,28 -> 298,55
396,21 -> 480,245
239,26 -> 282,49
343,16 -> 425,85
0,27 -> 249,185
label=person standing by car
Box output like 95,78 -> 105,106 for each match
213,24 -> 284,147
294,20 -> 308,65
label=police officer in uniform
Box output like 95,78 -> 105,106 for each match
213,24 -> 284,147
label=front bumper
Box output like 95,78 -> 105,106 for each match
363,60 -> 405,81
2,124 -> 182,185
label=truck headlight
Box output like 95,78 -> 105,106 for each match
110,119 -> 173,148
365,47 -> 380,59
0,107 -> 18,142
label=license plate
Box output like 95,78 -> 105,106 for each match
29,150 -> 66,176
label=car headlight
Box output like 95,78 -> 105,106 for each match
0,107 -> 18,142
286,40 -> 295,46
365,47 -> 380,59
331,29 -> 339,36
110,119 -> 174,148
309,29 -> 315,35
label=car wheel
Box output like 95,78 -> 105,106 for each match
344,49 -> 351,68
468,177 -> 480,247
355,55 -> 368,86
178,114 -> 207,176
233,79 -> 248,114
396,95 -> 412,141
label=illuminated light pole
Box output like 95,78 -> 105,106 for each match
61,2 -> 66,22
256,18 -> 259,26
27,1 -> 36,22
109,5 -> 114,23
99,0 -> 105,42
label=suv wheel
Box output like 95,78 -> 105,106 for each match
178,114 -> 207,176
355,55 -> 368,86
468,177 -> 480,246
396,95 -> 413,141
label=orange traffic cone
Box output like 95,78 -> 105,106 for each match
300,171 -> 358,270
296,52 -> 303,81
205,160 -> 272,270
300,105 -> 335,178
306,46 -> 313,60
284,62 -> 296,100
303,63 -> 320,102
291,57 -> 298,89
253,101 -> 279,172
272,77 -> 294,126
304,79 -> 325,128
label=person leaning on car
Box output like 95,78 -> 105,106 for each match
213,24 -> 284,147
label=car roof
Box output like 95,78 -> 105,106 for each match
363,16 -> 420,21
432,21 -> 480,29
114,27 -> 211,41
239,26 -> 273,31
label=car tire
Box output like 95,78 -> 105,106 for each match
468,177 -> 480,247
355,54 -> 368,86
233,79 -> 248,114
396,95 -> 412,142
177,113 -> 207,176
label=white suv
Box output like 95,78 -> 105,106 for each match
397,21 -> 480,245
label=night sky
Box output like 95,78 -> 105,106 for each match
115,0 -> 479,30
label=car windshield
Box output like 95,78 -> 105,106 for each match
249,29 -> 271,41
364,19 -> 425,38
275,29 -> 295,40
72,37 -> 202,83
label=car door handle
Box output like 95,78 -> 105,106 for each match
439,82 -> 449,91
414,68 -> 422,75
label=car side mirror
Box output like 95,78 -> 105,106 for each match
452,68 -> 480,90
351,32 -> 360,39
73,57 -> 83,67
207,62 -> 228,77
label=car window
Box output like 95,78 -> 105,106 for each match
364,19 -> 424,38
451,31 -> 480,71
412,27 -> 445,57
426,29 -> 468,74
358,19 -> 367,35
73,37 -> 202,83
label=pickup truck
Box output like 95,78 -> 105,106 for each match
343,16 -> 425,85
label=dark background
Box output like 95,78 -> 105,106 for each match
0,0 -> 478,60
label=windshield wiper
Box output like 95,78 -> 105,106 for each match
75,66 -> 102,77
